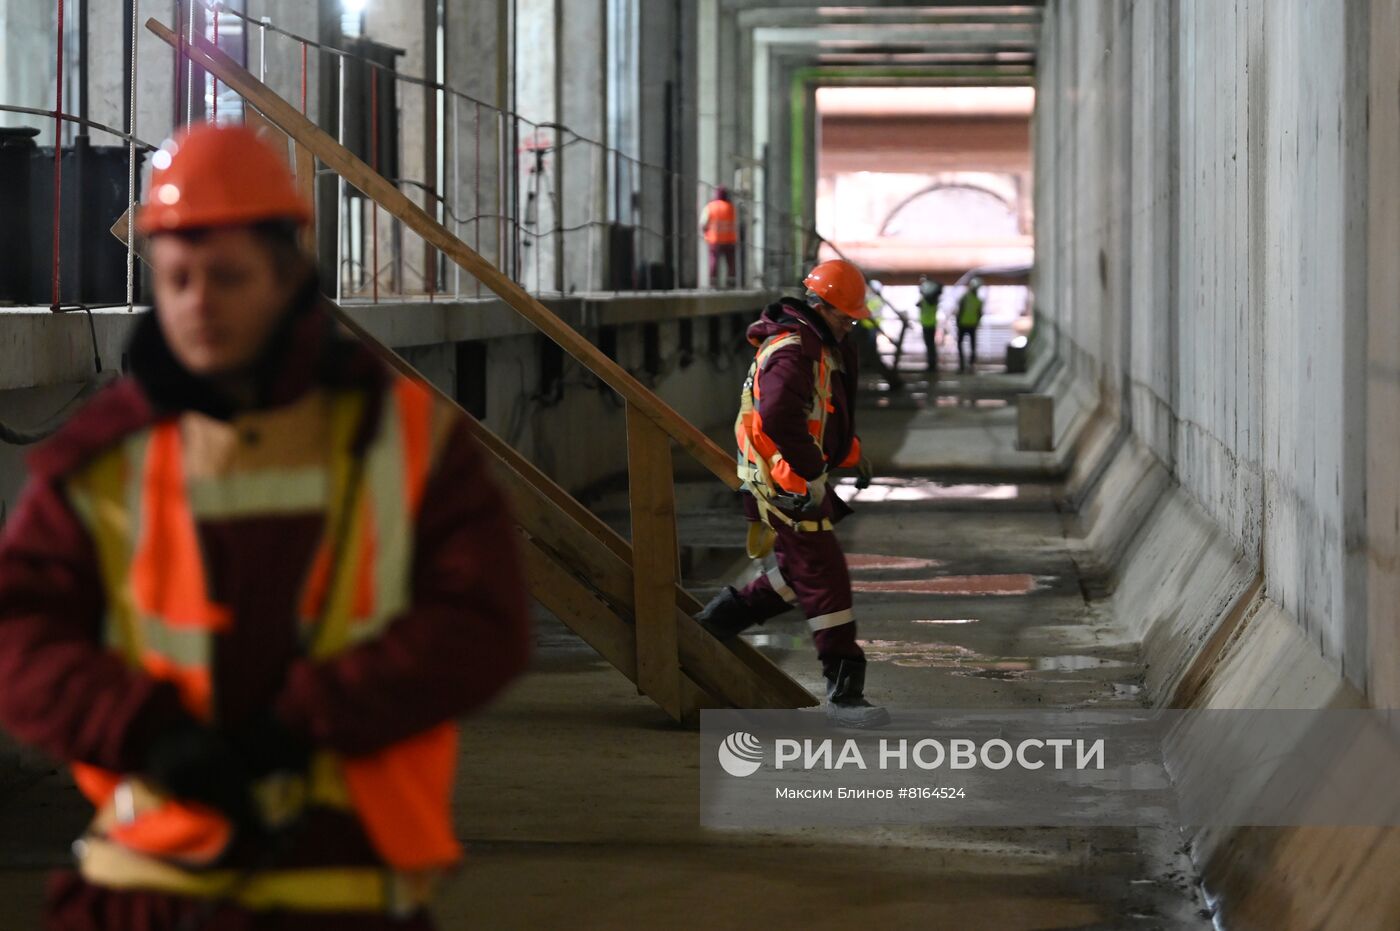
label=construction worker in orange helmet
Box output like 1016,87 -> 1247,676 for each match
0,122 -> 530,929
695,258 -> 889,728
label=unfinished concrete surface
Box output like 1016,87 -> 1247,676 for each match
1036,1 -> 1400,928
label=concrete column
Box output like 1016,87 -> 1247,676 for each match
246,1 -> 323,122
513,0 -> 560,293
1366,0 -> 1400,707
696,0 -> 720,285
445,0 -> 507,279
559,0 -> 607,293
0,0 -> 58,133
364,0 -> 430,294
87,0 -> 176,155
674,0 -> 700,289
636,1 -> 678,283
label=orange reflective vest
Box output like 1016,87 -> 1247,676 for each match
63,375 -> 459,910
734,332 -> 860,535
704,199 -> 738,245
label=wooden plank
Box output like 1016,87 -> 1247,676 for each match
626,402 -> 685,721
523,536 -> 717,721
145,17 -> 738,491
110,205 -> 145,265
242,106 -> 292,166
521,536 -> 637,679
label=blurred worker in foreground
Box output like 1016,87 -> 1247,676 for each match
918,275 -> 944,376
694,259 -> 889,729
700,185 -> 738,289
956,275 -> 985,374
0,123 -> 529,929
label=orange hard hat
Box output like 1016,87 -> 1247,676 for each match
803,259 -> 869,320
137,123 -> 312,235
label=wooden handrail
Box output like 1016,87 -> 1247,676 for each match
147,17 -> 741,492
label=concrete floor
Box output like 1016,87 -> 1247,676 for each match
0,375 -> 1211,929
442,376 -> 1208,930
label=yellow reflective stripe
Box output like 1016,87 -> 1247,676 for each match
365,394 -> 410,640
754,332 -> 802,371
304,392 -> 368,656
78,836 -> 433,914
137,617 -> 211,667
309,387 -> 418,654
186,468 -> 328,519
65,436 -> 150,663
307,750 -> 352,808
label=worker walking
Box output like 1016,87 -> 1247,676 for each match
0,123 -> 530,929
956,275 -> 985,374
694,259 -> 889,729
701,185 -> 739,289
918,274 -> 944,376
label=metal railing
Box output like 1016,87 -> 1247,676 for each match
207,5 -> 813,303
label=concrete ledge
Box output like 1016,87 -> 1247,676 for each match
1073,435 -> 1400,930
1117,488 -> 1258,703
1181,596 -> 1400,931
1069,435 -> 1172,588
0,289 -> 781,392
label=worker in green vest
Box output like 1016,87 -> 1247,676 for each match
918,275 -> 943,376
956,275 -> 985,374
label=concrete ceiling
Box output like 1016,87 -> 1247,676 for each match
736,2 -> 1042,83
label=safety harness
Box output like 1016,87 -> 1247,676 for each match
735,331 -> 840,556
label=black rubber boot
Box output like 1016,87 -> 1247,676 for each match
824,659 -> 891,729
695,586 -> 759,641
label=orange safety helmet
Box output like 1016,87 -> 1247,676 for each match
137,123 -> 312,235
803,259 -> 869,320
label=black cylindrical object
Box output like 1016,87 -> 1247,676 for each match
0,128 -> 38,304
26,140 -> 144,305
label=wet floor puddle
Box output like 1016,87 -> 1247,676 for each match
838,480 -> 1022,503
852,573 -> 1046,596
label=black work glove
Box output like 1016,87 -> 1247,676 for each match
225,712 -> 311,780
777,473 -> 828,520
855,456 -> 874,490
142,721 -> 258,829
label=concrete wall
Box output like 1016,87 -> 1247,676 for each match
0,291 -> 775,524
1036,0 -> 1396,702
1041,4 -> 1400,925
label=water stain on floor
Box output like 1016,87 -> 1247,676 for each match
859,639 -> 1134,680
846,553 -> 945,571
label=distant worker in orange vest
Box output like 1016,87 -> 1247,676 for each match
701,185 -> 739,289
0,123 -> 530,929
